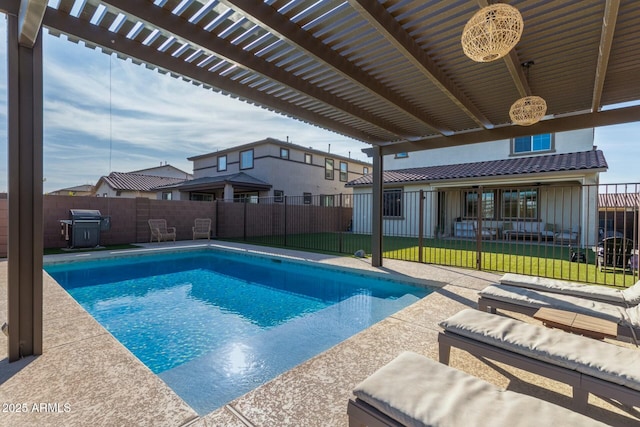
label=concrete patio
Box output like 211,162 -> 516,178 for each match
0,241 -> 637,426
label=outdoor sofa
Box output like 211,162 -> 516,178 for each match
347,351 -> 607,427
502,220 -> 555,242
477,283 -> 640,341
438,309 -> 640,411
453,220 -> 498,239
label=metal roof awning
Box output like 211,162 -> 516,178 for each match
4,0 -> 640,155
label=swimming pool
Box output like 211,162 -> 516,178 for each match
45,249 -> 431,415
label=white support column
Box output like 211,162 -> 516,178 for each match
223,183 -> 234,201
7,13 -> 44,362
371,145 -> 383,267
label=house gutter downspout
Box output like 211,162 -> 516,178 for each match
371,145 -> 383,267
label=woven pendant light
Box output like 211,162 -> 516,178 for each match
461,3 -> 524,62
509,96 -> 547,126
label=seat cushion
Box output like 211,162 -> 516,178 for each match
353,351 -> 607,427
440,309 -> 640,391
479,284 -> 627,323
621,280 -> 640,306
499,273 -> 626,304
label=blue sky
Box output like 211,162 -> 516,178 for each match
0,17 -> 639,193
0,19 -> 369,193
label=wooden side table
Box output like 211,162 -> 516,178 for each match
533,307 -> 618,340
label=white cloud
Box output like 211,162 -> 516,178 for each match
27,30 -> 369,192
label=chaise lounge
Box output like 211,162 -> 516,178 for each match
347,351 -> 607,427
477,281 -> 640,340
498,273 -> 640,306
438,309 -> 640,412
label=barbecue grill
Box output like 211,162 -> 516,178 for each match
59,209 -> 110,248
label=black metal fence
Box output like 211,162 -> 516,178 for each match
221,183 -> 639,288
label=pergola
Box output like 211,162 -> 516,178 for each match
3,0 -> 640,361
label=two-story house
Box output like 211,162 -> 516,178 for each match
159,138 -> 371,204
347,129 -> 608,247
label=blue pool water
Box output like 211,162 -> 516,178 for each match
45,249 -> 431,415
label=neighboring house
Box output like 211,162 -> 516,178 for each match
48,184 -> 94,196
159,138 -> 371,203
598,193 -> 640,241
93,164 -> 193,199
347,129 -> 607,247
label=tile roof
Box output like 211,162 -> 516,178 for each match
155,172 -> 271,190
102,172 -> 187,192
346,150 -> 608,187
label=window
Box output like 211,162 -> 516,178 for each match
162,192 -> 172,200
115,191 -> 122,197
501,189 -> 538,219
321,194 -> 334,207
339,161 -> 348,182
190,193 -> 214,202
236,192 -> 259,203
463,190 -> 495,219
325,158 -> 334,180
280,148 -> 289,159
240,149 -> 253,169
395,152 -> 409,159
304,153 -> 312,164
513,134 -> 552,154
217,155 -> 227,171
274,190 -> 284,203
383,189 -> 403,217
303,192 -> 312,204
363,166 -> 369,174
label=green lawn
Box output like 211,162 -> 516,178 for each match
226,233 -> 638,288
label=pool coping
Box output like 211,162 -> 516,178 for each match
44,241 -> 439,291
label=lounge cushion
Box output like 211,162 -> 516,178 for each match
439,309 -> 640,392
352,351 -> 607,427
479,284 -> 628,323
621,281 -> 640,306
499,273 -> 631,305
